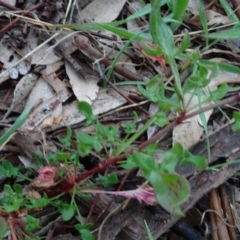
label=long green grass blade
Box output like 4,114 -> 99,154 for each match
171,0 -> 189,29
199,60 -> 240,74
197,0 -> 209,46
144,220 -> 154,240
207,27 -> 240,39
219,0 -> 239,22
99,24 -> 150,40
150,0 -> 183,100
0,105 -> 33,146
106,30 -> 147,78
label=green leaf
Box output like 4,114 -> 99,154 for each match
190,50 -> 201,62
58,127 -> 72,147
207,27 -> 240,40
150,0 -> 183,99
160,143 -> 184,173
178,31 -> 190,53
181,151 -> 207,168
138,84 -> 158,102
98,173 -> 119,187
144,220 -> 154,240
0,160 -> 20,178
69,150 -> 81,166
123,112 -> 138,135
75,131 -> 102,154
232,111 -> 240,132
75,223 -> 94,240
126,3 -> 152,21
197,0 -> 208,46
119,157 -> 138,170
25,215 -> 40,232
151,171 -> 190,216
154,112 -> 169,127
96,122 -> 118,143
59,203 -> 76,221
198,65 -> 208,79
144,143 -> 159,156
131,151 -> 157,177
27,193 -> 50,209
171,0 -> 189,29
209,83 -> 228,101
199,60 -> 240,74
4,197 -> 23,212
13,184 -> 23,197
3,184 -> 13,197
48,151 -> 70,164
219,0 -> 239,22
0,104 -> 33,146
150,1 -> 175,58
138,75 -> 164,103
99,23 -> 149,41
141,41 -> 163,56
183,65 -> 210,93
78,101 -> 97,123
0,217 -> 9,238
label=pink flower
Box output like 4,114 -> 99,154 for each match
33,166 -> 59,188
81,186 -> 157,205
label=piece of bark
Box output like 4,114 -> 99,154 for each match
76,192 -> 145,240
97,200 -> 143,240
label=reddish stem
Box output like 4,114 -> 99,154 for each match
44,93 -> 240,197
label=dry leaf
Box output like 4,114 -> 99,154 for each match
24,77 -> 55,109
173,57 -> 240,149
0,40 -> 30,82
65,61 -> 99,104
49,86 -> 137,130
80,0 -> 127,23
3,73 -> 39,119
187,0 -> 208,15
31,43 -> 61,65
41,61 -> 70,94
206,10 -> 231,26
23,83 -> 70,130
173,94 -> 212,149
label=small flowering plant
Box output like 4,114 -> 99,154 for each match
81,185 -> 157,205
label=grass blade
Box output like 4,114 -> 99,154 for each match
0,105 -> 33,149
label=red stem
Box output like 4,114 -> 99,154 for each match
45,93 -> 240,197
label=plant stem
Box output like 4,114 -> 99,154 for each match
77,93 -> 240,180
45,93 -> 240,197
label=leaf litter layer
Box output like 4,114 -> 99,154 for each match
1,0 -> 240,239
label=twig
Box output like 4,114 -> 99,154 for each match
209,198 -> 218,240
219,184 -> 238,240
74,35 -> 147,81
0,1 -> 46,37
209,189 -> 230,240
